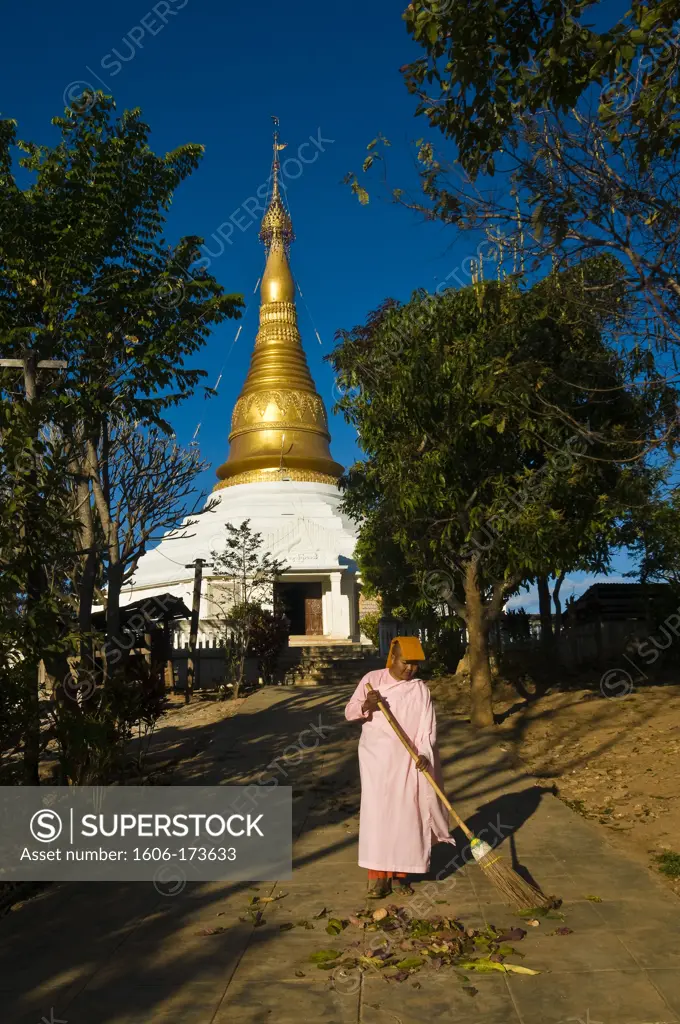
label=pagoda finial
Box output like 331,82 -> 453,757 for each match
259,116 -> 295,254
214,121 -> 343,490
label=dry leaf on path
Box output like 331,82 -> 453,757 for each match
496,928 -> 527,942
326,918 -> 347,935
309,950 -> 341,964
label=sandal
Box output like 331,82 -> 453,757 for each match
367,878 -> 392,899
395,880 -> 415,896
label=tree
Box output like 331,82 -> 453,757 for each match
0,380 -> 78,781
76,421 -> 218,684
626,485 -> 680,587
330,263 -> 673,726
211,521 -> 287,698
353,507 -> 424,618
1,93 -> 242,778
349,2 -> 680,353
227,603 -> 290,687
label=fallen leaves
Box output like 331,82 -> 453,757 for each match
519,906 -> 565,922
241,891 -> 288,928
396,957 -> 425,970
496,928 -> 527,942
306,907 -> 540,984
309,949 -> 341,964
326,918 -> 349,935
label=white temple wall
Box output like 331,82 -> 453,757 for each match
342,572 -> 359,640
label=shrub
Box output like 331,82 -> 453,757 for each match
359,611 -> 381,647
223,602 -> 289,691
423,617 -> 465,676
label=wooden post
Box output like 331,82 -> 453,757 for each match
185,559 -> 211,703
162,619 -> 175,692
143,631 -> 153,666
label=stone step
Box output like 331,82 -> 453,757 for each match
280,651 -> 376,662
283,655 -> 383,669
283,655 -> 384,686
280,661 -> 380,673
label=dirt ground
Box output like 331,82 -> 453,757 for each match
0,691 -> 246,785
430,675 -> 680,896
124,691 -> 246,779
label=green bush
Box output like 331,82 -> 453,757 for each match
359,611 -> 381,647
423,617 -> 465,676
51,656 -> 168,784
501,608 -> 531,644
247,606 -> 290,684
224,602 -> 289,689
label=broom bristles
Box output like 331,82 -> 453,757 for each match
477,847 -> 557,912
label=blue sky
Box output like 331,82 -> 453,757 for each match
1,0 -> 635,609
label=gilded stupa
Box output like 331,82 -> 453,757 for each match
215,130 -> 344,489
119,125 -> 362,650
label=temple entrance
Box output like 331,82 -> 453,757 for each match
275,581 -> 324,636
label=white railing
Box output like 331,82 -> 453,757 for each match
172,624 -> 227,651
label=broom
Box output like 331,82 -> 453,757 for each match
364,681 -> 556,912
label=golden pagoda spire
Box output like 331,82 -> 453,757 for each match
215,121 -> 343,490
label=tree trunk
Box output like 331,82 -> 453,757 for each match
537,574 -> 553,649
74,474 -> 98,696
87,437 -> 125,683
22,656 -> 41,784
463,560 -> 495,728
553,570 -> 566,639
105,560 -> 124,681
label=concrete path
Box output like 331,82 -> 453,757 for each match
1,686 -> 679,1024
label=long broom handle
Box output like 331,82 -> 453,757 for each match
364,681 -> 474,841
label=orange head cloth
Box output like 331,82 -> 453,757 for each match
386,636 -> 426,669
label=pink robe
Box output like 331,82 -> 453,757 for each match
345,668 -> 455,873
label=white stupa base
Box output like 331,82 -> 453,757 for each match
121,480 -> 360,643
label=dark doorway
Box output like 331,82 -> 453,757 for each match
275,581 -> 324,635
